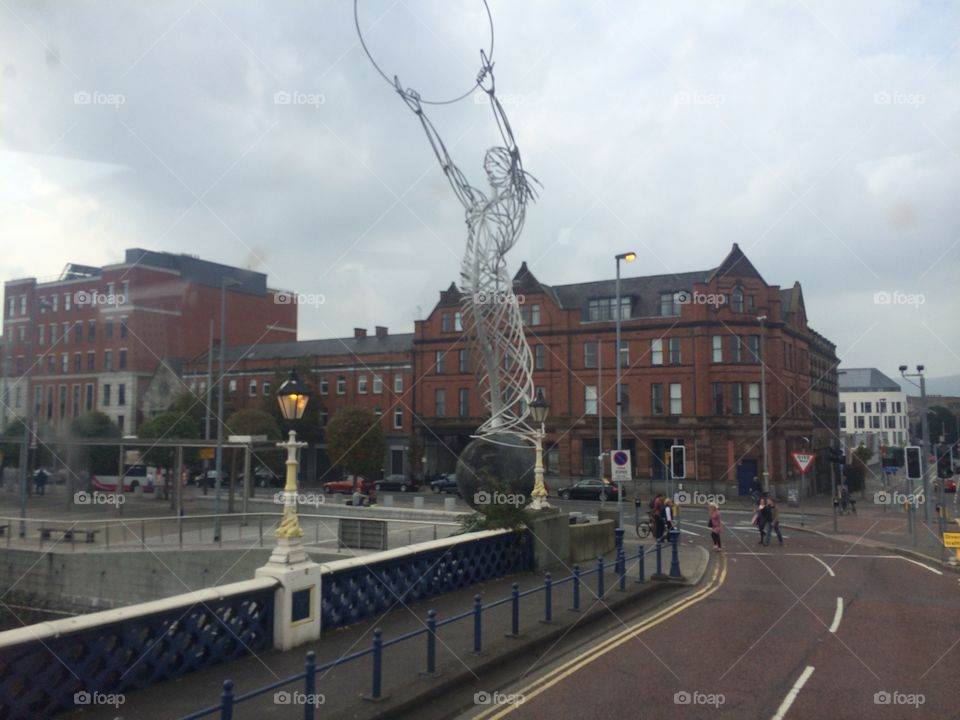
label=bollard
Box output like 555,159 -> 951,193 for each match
509,582 -> 520,637
423,609 -> 438,676
615,527 -> 624,555
637,546 -> 645,583
618,549 -> 626,591
572,564 -> 581,611
221,679 -> 235,720
543,573 -> 552,623
669,530 -> 681,578
473,594 -> 482,653
303,651 -> 317,720
370,628 -> 383,700
597,556 -> 605,598
655,540 -> 663,576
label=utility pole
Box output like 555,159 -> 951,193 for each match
758,315 -> 769,493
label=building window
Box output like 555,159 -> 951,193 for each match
199,381 -> 206,395
17,325 -> 24,343
659,292 -> 680,317
712,336 -> 722,363
459,388 -> 469,417
88,319 -> 96,341
531,304 -> 541,325
651,338 -> 663,365
584,385 -> 598,415
263,380 -> 271,395
38,325 -> 45,345
441,313 -> 452,332
620,384 -> 630,415
74,353 -> 82,372
64,292 -> 71,311
454,311 -> 463,331
855,415 -> 865,429
337,376 -> 346,395
870,415 -> 880,429
120,318 -> 128,338
712,383 -> 724,415
746,335 -> 760,363
249,380 -> 258,396
878,399 -> 887,414
72,385 -> 80,417
104,349 -> 113,371
358,375 -> 368,394
103,384 -> 111,406
393,408 -> 403,429
61,322 -> 69,342
732,288 -> 745,312
61,353 -> 68,373
669,383 -> 682,415
105,320 -> 113,339
534,344 -> 546,370
587,297 -> 630,321
121,280 -> 129,301
373,374 -> 383,393
117,415 -> 124,433
519,305 -> 529,325
651,383 -> 664,416
59,385 -> 67,419
38,296 -> 47,314
435,350 -> 445,374
51,294 -> 58,312
746,295 -> 755,312
729,336 -> 742,363
228,379 -> 237,395
319,408 -> 329,426
49,323 -> 57,344
118,349 -> 127,370
435,389 -> 446,417
47,355 -> 55,372
46,386 -> 53,419
839,402 -> 846,413
34,386 -> 43,416
85,384 -> 93,411
668,337 -> 681,364
16,356 -> 24,374
319,376 -> 328,394
748,383 -> 761,415
394,374 -> 403,393
72,322 -> 81,344
862,401 -> 872,413
840,416 -> 847,429
584,341 -> 598,368
619,340 -> 629,367
731,383 -> 743,415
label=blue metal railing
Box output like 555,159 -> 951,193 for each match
181,531 -> 683,719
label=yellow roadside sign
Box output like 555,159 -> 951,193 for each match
199,448 -> 215,460
943,532 -> 960,549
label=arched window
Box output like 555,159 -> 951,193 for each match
731,287 -> 745,312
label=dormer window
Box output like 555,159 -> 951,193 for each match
588,297 -> 630,321
731,287 -> 745,312
659,292 -> 681,317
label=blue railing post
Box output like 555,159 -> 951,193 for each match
424,609 -> 438,675
509,582 -> 520,637
473,594 -> 482,653
656,540 -> 663,575
670,530 -> 682,578
615,527 -> 624,555
618,549 -> 626,591
371,628 -> 383,700
637,546 -> 645,583
543,572 -> 552,623
572,564 -> 581,611
220,679 -> 234,720
303,651 -> 317,720
596,556 -> 605,598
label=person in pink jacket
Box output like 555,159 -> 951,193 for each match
708,502 -> 724,551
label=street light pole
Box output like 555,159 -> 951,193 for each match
213,277 -> 238,541
757,315 -> 769,493
528,390 -> 551,511
900,365 -> 931,525
614,251 -> 636,530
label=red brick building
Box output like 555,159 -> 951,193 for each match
413,244 -> 839,496
2,248 -> 296,436
180,327 -> 415,484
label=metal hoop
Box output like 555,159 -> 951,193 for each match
354,0 -> 495,106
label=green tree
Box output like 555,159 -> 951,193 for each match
853,444 -> 873,466
138,411 -> 201,496
69,412 -> 121,474
0,418 -> 27,470
325,406 -> 384,483
928,406 -> 959,446
224,408 -> 282,441
166,391 -> 207,429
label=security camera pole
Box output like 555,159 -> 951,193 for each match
900,365 -> 931,525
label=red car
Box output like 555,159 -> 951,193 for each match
323,475 -> 376,495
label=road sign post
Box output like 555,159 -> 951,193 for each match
791,452 -> 814,528
611,450 -> 631,530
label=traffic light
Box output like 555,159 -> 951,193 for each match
905,446 -> 922,480
829,446 -> 846,466
670,444 -> 685,479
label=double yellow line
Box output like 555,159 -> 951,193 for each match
473,555 -> 727,719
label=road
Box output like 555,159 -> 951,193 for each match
459,530 -> 958,720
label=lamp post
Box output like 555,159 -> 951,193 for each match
900,365 -> 931,524
614,251 -> 636,530
213,277 -> 240,541
273,368 -> 311,563
757,315 -> 769,493
528,389 -> 551,511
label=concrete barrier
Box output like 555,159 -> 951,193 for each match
569,519 -> 616,563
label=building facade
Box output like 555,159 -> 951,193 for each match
838,369 -> 909,452
2,249 -> 296,437
413,244 -> 839,496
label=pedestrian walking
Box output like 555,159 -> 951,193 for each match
759,498 -> 774,546
768,498 -> 783,545
708,502 -> 723,551
34,468 -> 48,496
661,498 -> 675,543
651,493 -> 665,542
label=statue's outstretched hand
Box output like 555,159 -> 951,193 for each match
394,76 -> 423,114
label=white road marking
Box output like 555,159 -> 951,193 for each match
808,554 -> 835,577
771,665 -> 815,720
725,552 -> 943,576
829,597 -> 843,633
898,557 -> 943,576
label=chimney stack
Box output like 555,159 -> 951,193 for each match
354,328 -> 367,339
375,326 -> 388,338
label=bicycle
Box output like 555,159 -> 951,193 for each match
635,509 -> 653,539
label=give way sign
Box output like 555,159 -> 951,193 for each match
791,452 -> 815,474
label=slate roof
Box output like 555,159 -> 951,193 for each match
838,368 -> 902,392
204,334 -> 415,364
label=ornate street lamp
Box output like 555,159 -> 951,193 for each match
527,389 -> 551,511
273,369 -> 311,561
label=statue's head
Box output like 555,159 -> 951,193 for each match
483,147 -> 513,188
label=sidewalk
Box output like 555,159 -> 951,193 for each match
75,540 -> 711,719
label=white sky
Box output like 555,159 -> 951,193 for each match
1,0 -> 958,389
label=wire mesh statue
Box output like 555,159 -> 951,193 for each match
391,53 -> 540,442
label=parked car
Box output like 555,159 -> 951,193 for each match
556,478 -> 623,501
323,475 -> 376,495
430,474 -> 459,495
375,474 -> 419,492
254,465 -> 283,487
192,469 -> 230,489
